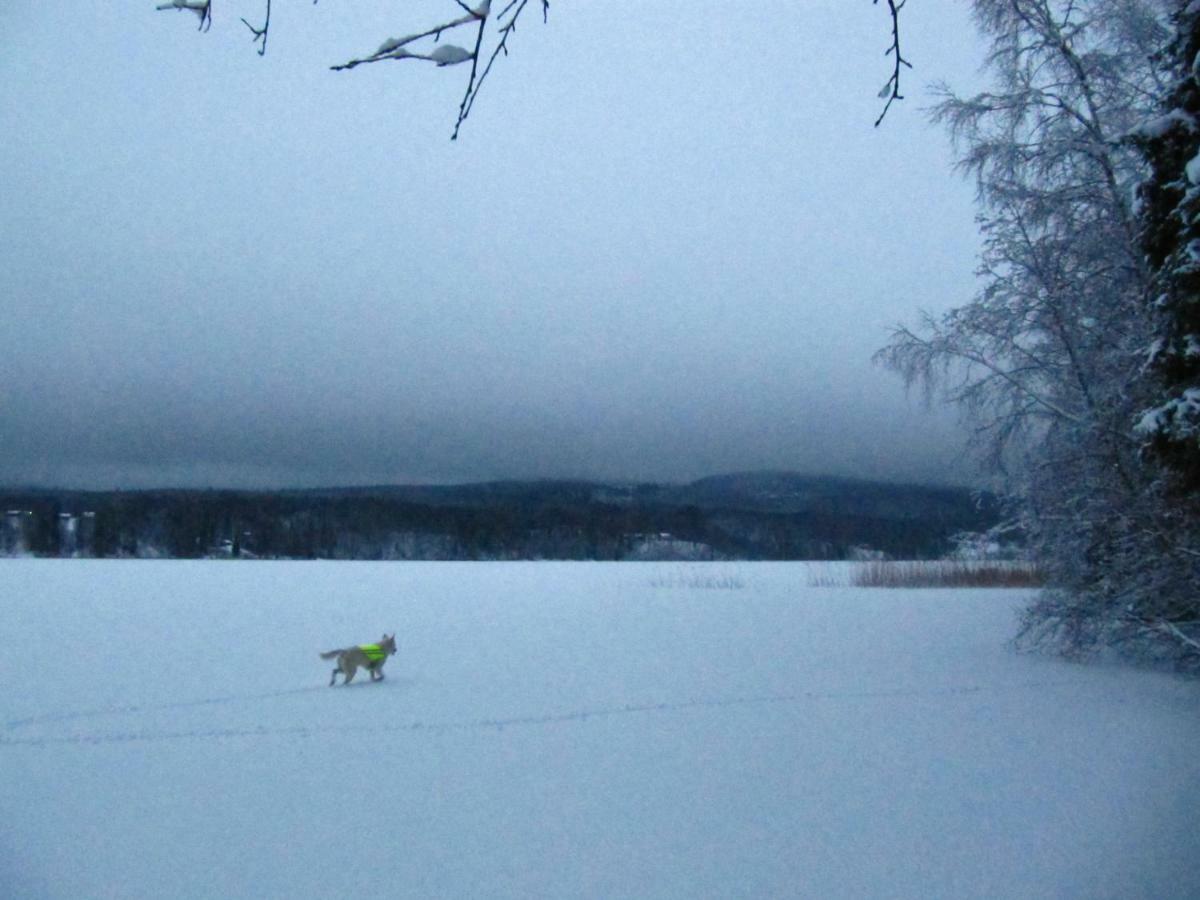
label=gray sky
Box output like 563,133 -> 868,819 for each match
0,1 -> 987,489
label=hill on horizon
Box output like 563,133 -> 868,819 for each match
0,471 -> 1002,562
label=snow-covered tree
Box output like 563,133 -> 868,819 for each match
879,0 -> 1200,668
1134,3 -> 1200,490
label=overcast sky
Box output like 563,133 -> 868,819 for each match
0,1 -> 988,489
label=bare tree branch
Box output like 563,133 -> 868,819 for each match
874,0 -> 911,127
455,0 -> 536,140
240,0 -> 270,56
153,1 -> 906,139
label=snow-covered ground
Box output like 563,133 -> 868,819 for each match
2,560 -> 1198,899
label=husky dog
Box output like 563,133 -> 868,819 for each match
320,633 -> 397,686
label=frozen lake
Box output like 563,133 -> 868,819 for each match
2,560 -> 1198,898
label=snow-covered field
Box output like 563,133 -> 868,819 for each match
3,560 -> 1198,899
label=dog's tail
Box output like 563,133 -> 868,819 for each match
319,649 -> 341,660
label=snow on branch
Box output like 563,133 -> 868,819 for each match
156,0 -> 211,33
330,0 -> 535,141
150,0 -> 544,138
332,11 -> 484,71
153,1 -> 906,139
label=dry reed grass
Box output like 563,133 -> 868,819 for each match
851,560 -> 1043,589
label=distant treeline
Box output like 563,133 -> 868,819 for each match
0,473 -> 1001,561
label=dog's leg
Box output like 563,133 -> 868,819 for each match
329,665 -> 340,687
343,663 -> 357,685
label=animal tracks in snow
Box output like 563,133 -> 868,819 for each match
0,681 -> 1072,749
3,684 -> 330,731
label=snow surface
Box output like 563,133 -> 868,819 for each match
2,560 -> 1199,899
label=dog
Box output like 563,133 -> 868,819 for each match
320,633 -> 397,686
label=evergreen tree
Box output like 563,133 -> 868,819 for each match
1135,3 -> 1200,492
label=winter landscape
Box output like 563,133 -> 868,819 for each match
3,559 -> 1198,899
8,2 -> 1200,896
